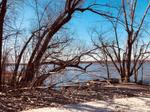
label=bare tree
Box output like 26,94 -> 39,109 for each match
92,0 -> 150,83
16,0 -> 115,87
4,0 -> 150,88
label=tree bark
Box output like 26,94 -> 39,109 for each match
125,33 -> 133,83
20,11 -> 73,86
0,0 -> 7,90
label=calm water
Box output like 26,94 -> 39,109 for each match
44,62 -> 150,86
5,62 -> 150,86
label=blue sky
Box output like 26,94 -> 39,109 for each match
21,0 -> 150,45
68,0 -> 150,43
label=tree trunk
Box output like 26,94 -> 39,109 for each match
120,68 -> 130,83
134,64 -> 138,83
105,56 -> 110,80
123,76 -> 130,83
20,12 -> 73,86
11,35 -> 33,87
0,0 -> 7,90
126,33 -> 133,83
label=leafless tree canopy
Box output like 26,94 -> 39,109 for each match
0,0 -> 150,90
92,0 -> 150,83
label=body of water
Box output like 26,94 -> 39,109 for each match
44,62 -> 150,86
4,62 -> 150,86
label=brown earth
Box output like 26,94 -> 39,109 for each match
0,80 -> 150,112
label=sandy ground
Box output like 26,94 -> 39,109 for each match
22,97 -> 150,112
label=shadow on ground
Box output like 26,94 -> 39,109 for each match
0,82 -> 150,112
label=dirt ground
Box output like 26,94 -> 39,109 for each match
0,80 -> 150,112
22,97 -> 150,112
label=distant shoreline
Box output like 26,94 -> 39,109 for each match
3,60 -> 150,65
